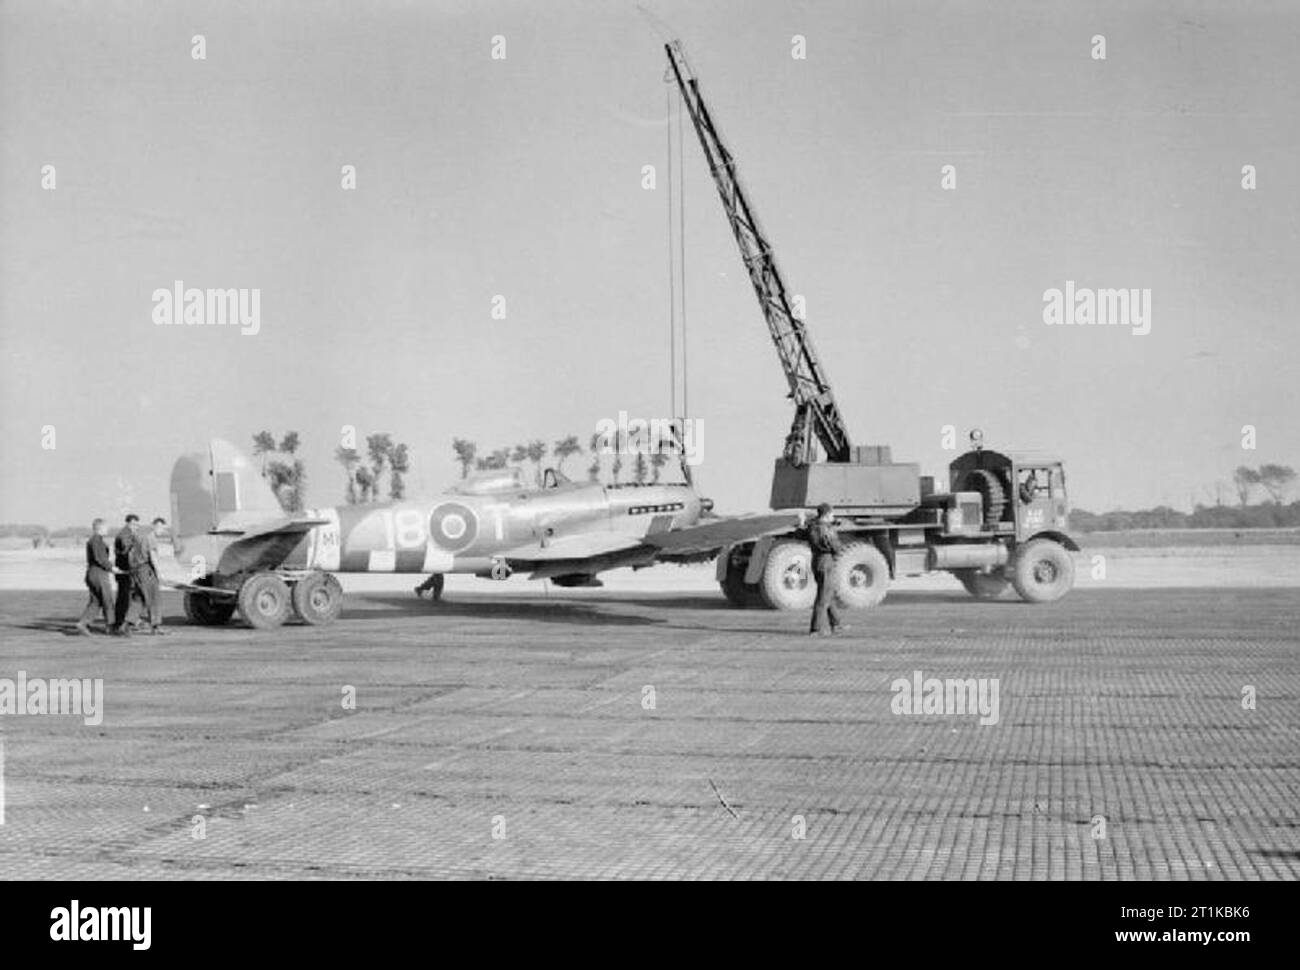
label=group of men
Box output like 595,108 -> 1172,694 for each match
76,513 -> 169,636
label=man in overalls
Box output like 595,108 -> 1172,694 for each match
807,502 -> 846,636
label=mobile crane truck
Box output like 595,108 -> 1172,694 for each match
663,40 -> 1079,611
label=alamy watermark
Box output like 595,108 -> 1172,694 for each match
1042,281 -> 1150,336
151,280 -> 260,335
890,670 -> 1000,726
593,410 -> 704,466
0,671 -> 104,726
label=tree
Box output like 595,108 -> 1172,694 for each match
354,466 -> 375,503
452,439 -> 478,479
389,443 -> 410,501
254,430 -> 305,510
650,451 -> 669,483
553,435 -> 582,475
477,448 -> 510,471
526,439 -> 547,482
510,444 -> 528,466
1232,466 -> 1261,506
335,447 -> 361,504
633,451 -> 648,484
1257,464 -> 1297,504
365,434 -> 393,502
252,431 -> 277,473
610,430 -> 624,485
266,459 -> 305,512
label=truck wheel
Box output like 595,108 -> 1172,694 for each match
955,568 -> 1013,600
759,540 -> 817,611
960,469 -> 1006,526
720,562 -> 764,608
183,592 -> 236,625
833,542 -> 890,609
1011,539 -> 1075,603
720,571 -> 764,607
291,572 -> 344,626
237,573 -> 292,629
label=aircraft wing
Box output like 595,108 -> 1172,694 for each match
505,512 -> 805,579
499,531 -> 645,563
639,512 -> 805,559
213,516 -> 327,577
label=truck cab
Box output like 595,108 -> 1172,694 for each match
948,441 -> 1072,545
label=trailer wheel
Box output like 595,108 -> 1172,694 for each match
237,573 -> 292,629
960,468 -> 1007,526
833,542 -> 890,609
291,571 -> 344,626
183,592 -> 236,625
954,568 -> 1013,600
1010,539 -> 1075,603
758,540 -> 817,611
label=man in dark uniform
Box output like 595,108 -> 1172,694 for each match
131,517 -> 169,635
806,502 -> 847,636
112,513 -> 140,635
414,574 -> 445,601
75,518 -> 119,635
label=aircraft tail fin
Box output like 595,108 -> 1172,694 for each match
169,438 -> 285,544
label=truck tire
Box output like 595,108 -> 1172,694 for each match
291,571 -> 344,626
1011,539 -> 1075,603
183,592 -> 236,625
833,542 -> 890,609
960,468 -> 1006,527
758,540 -> 817,611
954,567 -> 1013,600
237,573 -> 292,629
720,568 -> 763,608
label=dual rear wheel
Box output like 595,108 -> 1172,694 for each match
184,571 -> 343,629
733,540 -> 891,612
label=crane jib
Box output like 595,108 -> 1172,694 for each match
664,42 -> 852,464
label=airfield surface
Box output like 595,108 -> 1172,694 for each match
1,582 -> 1297,880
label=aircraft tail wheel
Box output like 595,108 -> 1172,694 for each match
237,573 -> 292,629
291,571 -> 344,625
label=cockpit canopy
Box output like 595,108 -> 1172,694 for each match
447,466 -> 572,496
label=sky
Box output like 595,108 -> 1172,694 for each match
2,0 -> 1298,526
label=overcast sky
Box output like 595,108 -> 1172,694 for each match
3,0 -> 1297,525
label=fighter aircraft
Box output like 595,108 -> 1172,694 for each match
165,439 -> 797,629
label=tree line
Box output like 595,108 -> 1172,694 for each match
1072,464 -> 1298,532
452,432 -> 672,485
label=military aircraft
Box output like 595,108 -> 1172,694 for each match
165,439 -> 797,629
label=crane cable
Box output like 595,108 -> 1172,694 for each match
665,83 -> 676,426
665,82 -> 688,436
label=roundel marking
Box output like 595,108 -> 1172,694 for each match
429,502 -> 478,552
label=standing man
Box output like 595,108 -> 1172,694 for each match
75,518 -> 119,635
112,513 -> 141,635
414,574 -> 445,601
131,517 -> 169,635
806,502 -> 847,636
